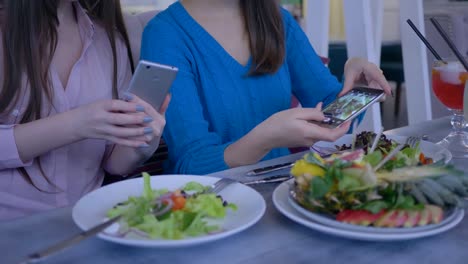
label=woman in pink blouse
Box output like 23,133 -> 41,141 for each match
0,0 -> 169,220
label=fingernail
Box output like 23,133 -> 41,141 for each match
143,116 -> 153,123
144,127 -> 153,134
139,143 -> 150,148
136,105 -> 145,112
122,92 -> 133,101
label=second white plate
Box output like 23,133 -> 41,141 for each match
288,186 -> 462,234
273,180 -> 464,241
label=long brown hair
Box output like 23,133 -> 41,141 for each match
0,0 -> 134,191
240,0 -> 285,76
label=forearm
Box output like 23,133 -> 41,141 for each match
104,140 -> 159,175
224,126 -> 272,168
104,146 -> 147,176
13,111 -> 80,162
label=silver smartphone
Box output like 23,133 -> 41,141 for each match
316,86 -> 385,128
126,60 -> 178,110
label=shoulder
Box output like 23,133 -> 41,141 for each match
144,3 -> 180,36
141,6 -> 192,63
143,9 -> 183,49
279,8 -> 304,39
280,7 -> 297,26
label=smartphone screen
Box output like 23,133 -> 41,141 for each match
320,87 -> 384,128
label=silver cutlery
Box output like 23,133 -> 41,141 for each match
19,216 -> 121,264
20,178 -> 236,264
374,136 -> 420,171
310,145 -> 339,156
369,127 -> 384,154
351,120 -> 358,150
245,146 -> 358,177
243,174 -> 292,185
245,162 -> 294,177
246,146 -> 337,177
406,136 -> 421,148
209,177 -> 236,193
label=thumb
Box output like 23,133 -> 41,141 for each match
295,107 -> 325,121
315,102 -> 323,111
158,94 -> 171,116
340,72 -> 356,97
336,120 -> 352,133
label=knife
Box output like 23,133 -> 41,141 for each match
19,215 -> 121,264
243,174 -> 292,185
245,147 -> 366,177
245,162 -> 294,177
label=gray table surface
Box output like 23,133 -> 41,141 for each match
3,116 -> 468,264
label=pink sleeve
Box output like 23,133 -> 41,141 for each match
0,32 -> 32,169
0,125 -> 33,169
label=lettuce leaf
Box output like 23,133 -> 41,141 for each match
185,194 -> 234,218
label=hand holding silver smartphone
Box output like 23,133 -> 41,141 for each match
315,86 -> 384,128
125,60 -> 178,111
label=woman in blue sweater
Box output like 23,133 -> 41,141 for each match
141,0 -> 392,174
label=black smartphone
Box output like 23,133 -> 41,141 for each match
126,60 -> 178,111
316,87 -> 384,128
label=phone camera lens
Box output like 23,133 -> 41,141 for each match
146,65 -> 150,69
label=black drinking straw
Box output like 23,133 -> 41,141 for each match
406,19 -> 445,62
430,17 -> 468,71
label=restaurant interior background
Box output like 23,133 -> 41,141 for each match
120,0 -> 468,130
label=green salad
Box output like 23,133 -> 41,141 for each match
291,132 -> 467,228
107,173 -> 237,240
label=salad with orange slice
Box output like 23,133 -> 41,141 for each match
290,132 -> 467,228
107,173 -> 237,239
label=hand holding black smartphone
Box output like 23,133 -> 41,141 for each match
125,60 -> 178,111
315,86 -> 384,129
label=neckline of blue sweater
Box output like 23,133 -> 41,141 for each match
167,2 -> 254,74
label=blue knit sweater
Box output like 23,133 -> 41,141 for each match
141,2 -> 342,174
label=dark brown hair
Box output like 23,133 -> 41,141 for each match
0,0 -> 134,191
240,0 -> 285,75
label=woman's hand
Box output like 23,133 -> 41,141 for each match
225,103 -> 350,168
71,96 -> 168,148
122,93 -> 170,155
254,103 -> 351,150
101,93 -> 170,175
341,57 -> 392,97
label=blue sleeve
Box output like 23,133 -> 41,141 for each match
141,19 -> 230,175
282,10 -> 364,130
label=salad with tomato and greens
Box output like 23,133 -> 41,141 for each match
291,132 -> 468,228
106,173 -> 237,240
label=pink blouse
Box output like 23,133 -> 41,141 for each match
0,5 -> 132,220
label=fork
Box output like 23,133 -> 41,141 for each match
405,136 -> 421,148
209,178 -> 237,194
373,136 -> 420,171
21,178 -> 237,264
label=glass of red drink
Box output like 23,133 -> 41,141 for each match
432,60 -> 468,158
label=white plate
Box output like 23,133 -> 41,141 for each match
288,187 -> 462,234
73,175 -> 266,248
273,180 -> 464,241
313,134 -> 452,164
